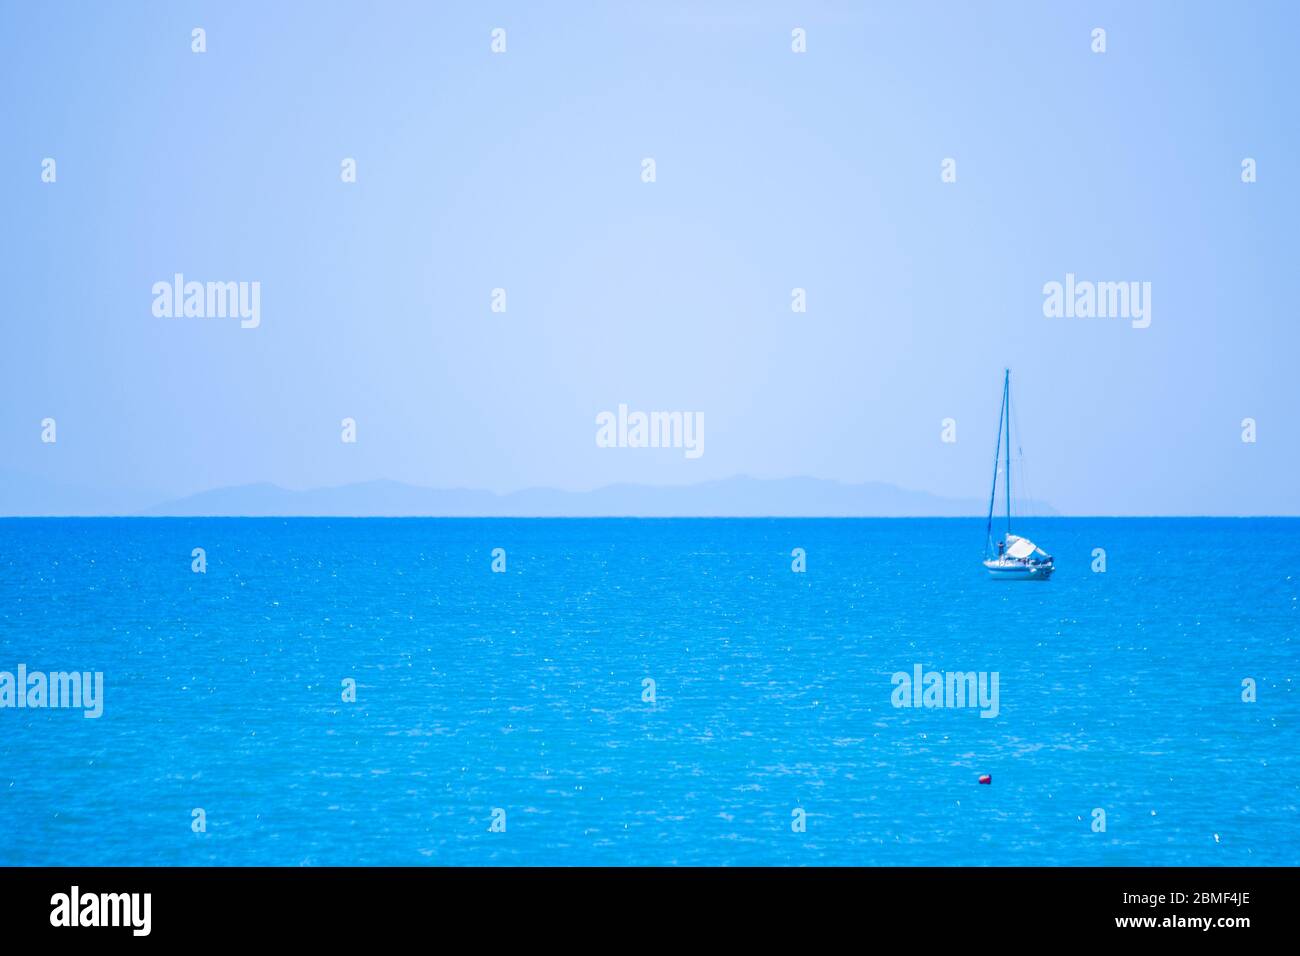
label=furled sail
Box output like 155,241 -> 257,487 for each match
1005,533 -> 1048,560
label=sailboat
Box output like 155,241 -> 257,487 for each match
983,370 -> 1054,580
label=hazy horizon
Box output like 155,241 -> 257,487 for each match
5,469 -> 1298,517
4,2 -> 1297,516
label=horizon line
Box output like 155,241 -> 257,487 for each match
2,514 -> 1295,520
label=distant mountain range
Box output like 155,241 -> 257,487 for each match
0,472 -> 1057,517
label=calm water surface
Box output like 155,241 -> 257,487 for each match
0,518 -> 1296,865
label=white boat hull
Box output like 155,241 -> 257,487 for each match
983,559 -> 1054,580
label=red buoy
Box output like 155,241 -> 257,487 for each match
978,774 -> 992,785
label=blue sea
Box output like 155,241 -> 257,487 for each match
0,518 -> 1296,866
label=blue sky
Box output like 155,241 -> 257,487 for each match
2,1 -> 1297,515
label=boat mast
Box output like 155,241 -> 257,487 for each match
1004,369 -> 1011,535
985,371 -> 1007,553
